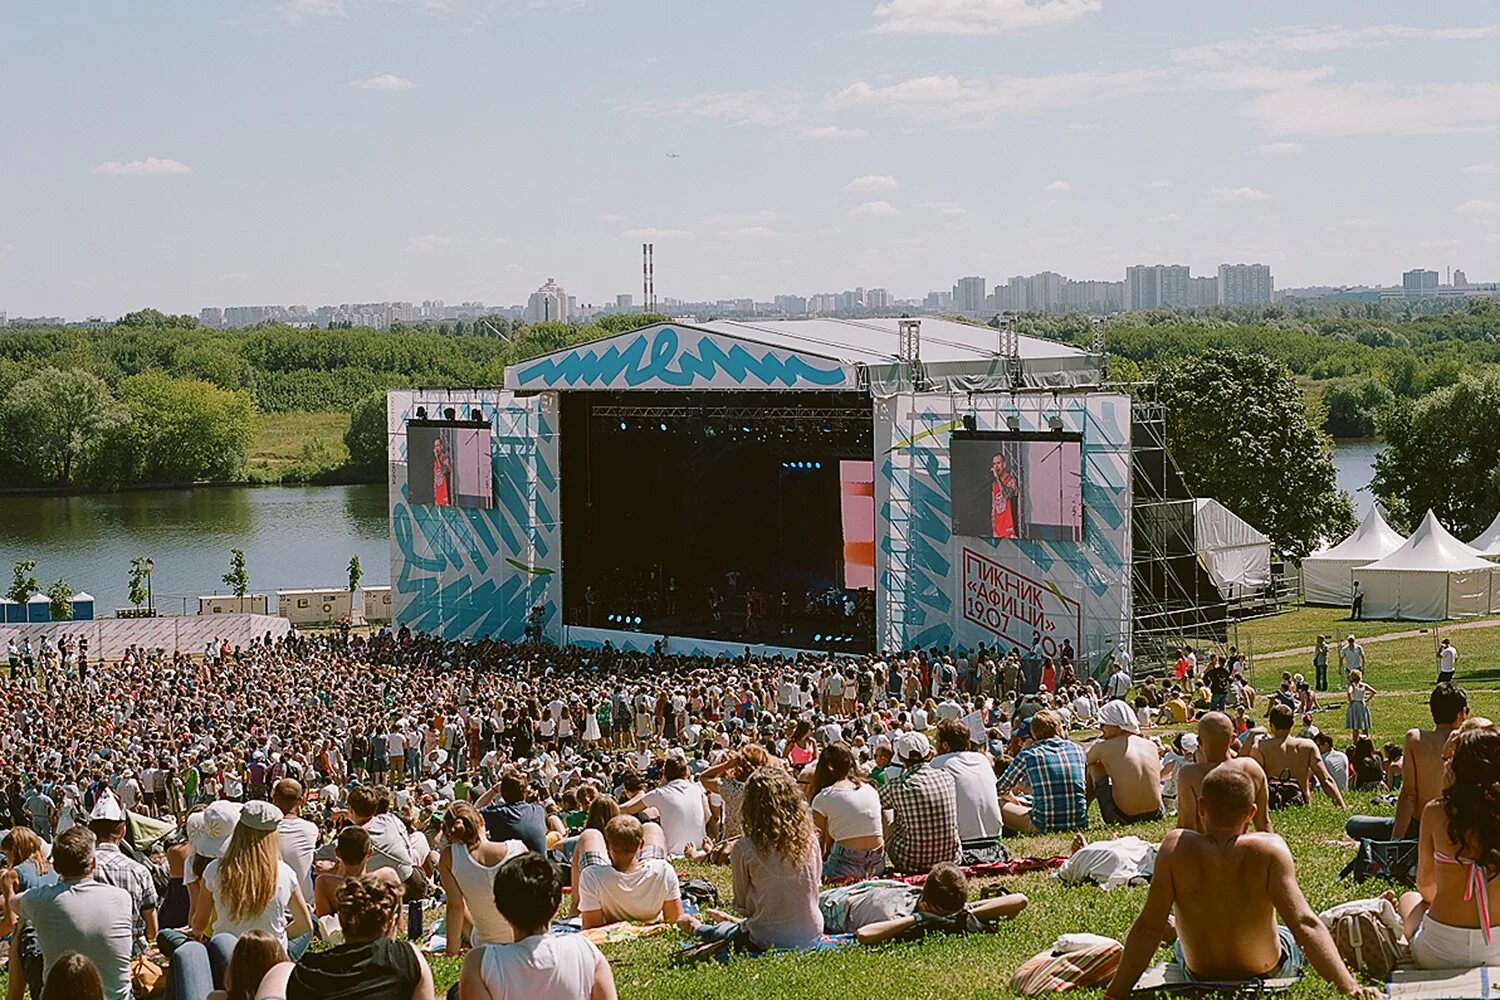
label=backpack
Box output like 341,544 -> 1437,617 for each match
1338,838 -> 1418,886
1321,898 -> 1406,979
680,878 -> 720,910
1267,769 -> 1307,810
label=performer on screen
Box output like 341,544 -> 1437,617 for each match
991,450 -> 1019,538
432,434 -> 453,507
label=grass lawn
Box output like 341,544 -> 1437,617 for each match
245,410 -> 350,481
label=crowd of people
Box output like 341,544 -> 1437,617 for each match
0,623 -> 1493,1000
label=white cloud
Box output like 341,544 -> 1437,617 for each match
1454,200 -> 1500,217
801,125 -> 867,140
1043,179 -> 1072,193
1037,198 -> 1066,209
621,227 -> 693,239
623,90 -> 859,141
871,0 -> 1102,36
355,73 -> 417,91
720,226 -> 779,238
1462,163 -> 1500,174
1149,213 -> 1181,222
1257,140 -> 1305,155
846,174 -> 899,192
1145,179 -> 1173,189
1063,122 -> 1101,132
848,201 -> 897,216
1241,80 -> 1500,137
829,69 -> 1171,129
595,213 -> 627,223
403,234 -> 449,252
91,156 -> 193,177
1208,186 -> 1272,202
915,200 -> 967,216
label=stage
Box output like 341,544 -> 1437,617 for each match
387,317 -> 1134,663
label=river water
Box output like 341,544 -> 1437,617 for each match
0,441 -> 1383,618
0,484 -> 391,617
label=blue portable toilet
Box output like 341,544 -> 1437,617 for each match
25,595 -> 50,622
0,599 -> 20,624
71,592 -> 95,621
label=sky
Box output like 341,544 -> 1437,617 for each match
1,0 -> 1498,318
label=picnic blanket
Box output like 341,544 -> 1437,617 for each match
1133,963 -> 1298,994
828,856 -> 1067,887
1388,966 -> 1500,999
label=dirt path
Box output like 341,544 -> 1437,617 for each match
1257,616 -> 1500,661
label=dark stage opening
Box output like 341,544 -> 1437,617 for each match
559,390 -> 875,651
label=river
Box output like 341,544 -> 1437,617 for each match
0,441 -> 1383,618
0,483 -> 391,617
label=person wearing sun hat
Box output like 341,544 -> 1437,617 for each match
194,799 -> 314,952
87,791 -> 159,954
1085,699 -> 1163,826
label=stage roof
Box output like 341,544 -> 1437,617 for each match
505,318 -> 1103,394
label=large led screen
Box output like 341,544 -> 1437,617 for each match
950,431 -> 1083,542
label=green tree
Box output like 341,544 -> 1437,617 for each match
223,548 -> 250,598
1321,374 -> 1395,438
0,367 -> 129,486
6,561 -> 39,606
1157,350 -> 1355,557
344,391 -> 389,474
128,556 -> 152,610
114,372 -> 254,484
348,554 -> 363,593
1373,369 -> 1500,539
46,578 -> 72,621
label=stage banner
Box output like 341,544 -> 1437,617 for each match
505,323 -> 855,392
875,391 -> 1131,668
388,389 -> 561,642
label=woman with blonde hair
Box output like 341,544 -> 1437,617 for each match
682,767 -> 823,952
437,800 -> 526,955
193,801 -> 314,953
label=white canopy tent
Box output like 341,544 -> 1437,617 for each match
1193,498 -> 1271,599
1470,510 -> 1500,559
1353,510 -> 1500,620
1302,506 -> 1406,605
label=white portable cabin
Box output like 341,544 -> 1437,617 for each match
1353,510 -> 1500,620
276,588 -> 354,626
198,595 -> 271,616
1301,506 -> 1406,605
360,586 -> 393,624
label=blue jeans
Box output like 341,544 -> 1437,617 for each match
1173,925 -> 1303,983
823,843 -> 886,881
1094,778 -> 1163,826
167,934 -> 237,1000
695,919 -> 759,952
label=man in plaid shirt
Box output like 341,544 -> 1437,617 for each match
879,732 -> 962,873
997,710 -> 1087,834
86,792 -> 159,954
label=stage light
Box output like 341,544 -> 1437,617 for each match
633,616 -> 642,625
1047,415 -> 1064,430
470,409 -> 483,422
660,423 -> 667,432
415,406 -> 427,419
962,414 -> 977,432
742,426 -> 751,433
1006,415 -> 1022,431
443,407 -> 457,421
814,634 -> 822,642
814,461 -> 822,469
620,421 -> 627,431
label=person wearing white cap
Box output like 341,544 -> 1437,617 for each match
1086,700 -> 1164,825
195,800 -> 314,952
877,731 -> 961,874
87,791 -> 159,953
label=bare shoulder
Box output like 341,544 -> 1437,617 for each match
1226,756 -> 1268,780
1238,831 -> 1292,860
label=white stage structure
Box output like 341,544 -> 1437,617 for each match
1192,499 -> 1271,600
1301,506 -> 1406,606
1470,511 -> 1500,559
1353,510 -> 1500,620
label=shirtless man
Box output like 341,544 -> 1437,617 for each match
1085,700 -> 1163,825
1103,769 -> 1380,1000
1177,712 -> 1271,834
1250,703 -> 1346,809
313,825 -> 401,917
1348,682 -> 1467,842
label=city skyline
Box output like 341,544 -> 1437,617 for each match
1,1 -> 1497,318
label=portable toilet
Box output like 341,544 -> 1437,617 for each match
0,600 -> 20,624
26,595 -> 51,622
361,585 -> 393,624
71,592 -> 95,621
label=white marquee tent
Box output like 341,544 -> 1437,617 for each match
1193,499 -> 1272,599
1302,506 -> 1406,605
1470,511 -> 1500,559
1353,510 -> 1500,620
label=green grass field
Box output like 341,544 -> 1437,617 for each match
245,410 -> 351,482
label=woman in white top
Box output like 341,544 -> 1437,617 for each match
459,853 -> 615,1000
808,742 -> 884,880
194,800 -> 313,950
439,802 -> 527,954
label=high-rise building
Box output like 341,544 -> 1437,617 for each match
866,288 -> 892,309
199,307 -> 223,328
953,276 -> 987,313
1190,276 -> 1219,307
924,290 -> 953,309
525,278 -> 570,323
1217,264 -> 1273,306
0,311 -> 7,328
1061,280 -> 1124,312
1124,264 -> 1192,310
774,294 -> 808,315
1453,269 -> 1468,288
1402,269 -> 1439,295
615,293 -> 634,309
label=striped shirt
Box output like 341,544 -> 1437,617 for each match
91,843 -> 158,953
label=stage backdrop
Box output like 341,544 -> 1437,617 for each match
875,391 -> 1132,669
388,389 -> 561,642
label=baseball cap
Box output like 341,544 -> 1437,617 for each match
895,731 -> 931,761
238,800 -> 281,832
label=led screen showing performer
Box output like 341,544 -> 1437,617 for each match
950,431 -> 1083,542
408,420 -> 494,508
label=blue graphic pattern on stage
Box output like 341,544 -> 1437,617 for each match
511,325 -> 849,390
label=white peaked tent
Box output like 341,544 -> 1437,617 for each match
1470,510 -> 1500,559
1302,506 -> 1406,605
1353,510 -> 1500,620
1193,499 -> 1271,599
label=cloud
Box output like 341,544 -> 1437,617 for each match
403,234 -> 449,252
916,200 -> 967,216
355,73 -> 416,91
801,125 -> 867,140
846,174 -> 899,192
1149,213 -> 1181,222
622,90 -> 859,141
1257,140 -> 1304,155
1145,179 -> 1173,189
720,226 -> 779,238
702,210 -> 786,225
595,213 -> 627,223
1241,80 -> 1500,137
871,0 -> 1102,36
849,201 -> 898,216
1063,122 -> 1101,132
1043,179 -> 1072,193
1462,163 -> 1500,174
622,227 -> 693,239
1454,200 -> 1500,217
91,156 -> 193,177
829,69 -> 1171,129
1037,198 -> 1066,209
1208,186 -> 1272,202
